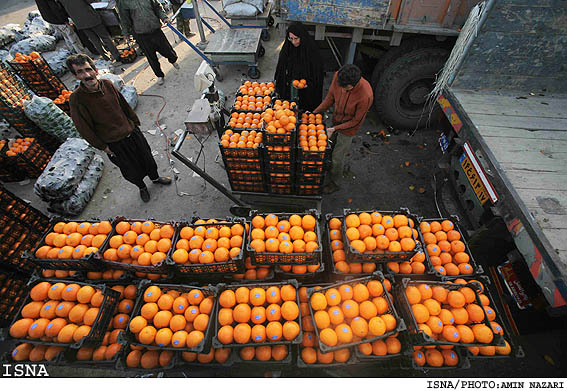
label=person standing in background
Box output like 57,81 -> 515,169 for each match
34,0 -> 89,55
274,22 -> 324,111
117,0 -> 180,85
58,0 -> 121,63
170,0 -> 194,39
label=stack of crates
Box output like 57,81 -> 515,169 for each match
9,54 -> 66,100
0,137 -> 52,180
0,185 -> 50,274
0,62 -> 61,153
262,100 -> 298,195
295,112 -> 332,195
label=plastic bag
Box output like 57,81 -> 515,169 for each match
34,138 -> 96,201
28,11 -> 42,21
121,85 -> 138,109
9,35 -> 57,56
94,58 -> 114,74
42,48 -> 71,76
22,16 -> 56,38
242,0 -> 265,13
99,73 -> 124,90
224,3 -> 259,16
0,49 -> 11,64
0,26 -> 18,47
48,154 -> 104,216
222,0 -> 242,7
24,96 -> 81,142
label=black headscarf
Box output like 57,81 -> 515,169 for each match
274,22 -> 324,111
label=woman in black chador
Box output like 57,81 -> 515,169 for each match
274,22 -> 324,111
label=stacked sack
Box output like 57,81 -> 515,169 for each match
34,138 -> 104,216
23,96 -> 81,141
223,0 -> 266,17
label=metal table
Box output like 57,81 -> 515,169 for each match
224,0 -> 275,41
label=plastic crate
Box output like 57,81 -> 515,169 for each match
219,143 -> 262,159
9,277 -> 120,348
167,219 -> 247,276
295,184 -> 322,196
97,218 -> 172,274
342,208 -> 423,263
0,186 -> 50,232
263,145 -> 295,161
266,183 -> 294,195
227,170 -> 264,182
228,179 -> 266,193
230,96 -> 271,113
115,345 -> 177,373
119,281 -> 217,353
9,57 -> 66,100
232,345 -> 292,367
261,130 -> 296,147
58,344 -> 124,368
296,172 -> 324,186
24,219 -> 111,271
274,259 -> 325,282
296,346 -> 358,368
3,138 -> 52,178
0,272 -> 29,327
223,157 -> 263,172
266,172 -> 293,185
176,347 -> 235,368
119,49 -> 137,64
353,331 -> 412,362
396,278 -> 506,348
2,342 -> 66,366
418,216 -> 484,278
263,159 -> 294,174
408,346 -> 471,371
295,160 -> 326,173
1,229 -> 44,274
227,266 -> 275,283
246,210 -> 323,266
212,279 -> 302,349
235,82 -> 276,98
296,144 -> 332,162
306,273 -> 406,353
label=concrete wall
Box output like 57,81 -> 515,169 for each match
453,0 -> 567,92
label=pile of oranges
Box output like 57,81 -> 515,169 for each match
71,284 -> 137,362
181,347 -> 232,364
404,281 -> 499,347
4,137 -> 35,157
292,79 -> 307,89
171,220 -> 246,265
10,342 -> 64,362
220,129 -> 263,149
228,111 -> 265,130
328,217 -> 379,275
41,269 -> 79,279
248,213 -> 320,255
120,49 -> 136,59
412,346 -> 461,367
52,90 -> 72,105
125,346 -> 175,369
10,281 -> 112,345
216,283 -> 300,345
128,285 -> 214,349
239,344 -> 289,362
102,220 -> 175,268
13,51 -> 41,63
34,220 -> 113,261
298,112 -> 327,151
298,285 -> 352,364
262,102 -> 298,136
356,334 -> 403,358
232,257 -> 271,280
343,212 -> 419,254
238,81 -> 275,96
234,95 -> 271,112
418,219 -> 475,276
308,279 -> 397,351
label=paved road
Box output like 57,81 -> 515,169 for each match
0,0 -> 37,26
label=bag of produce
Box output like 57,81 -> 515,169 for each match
23,96 -> 81,142
48,154 -> 104,216
121,85 -> 138,109
22,16 -> 55,38
0,25 -> 19,47
99,73 -> 124,90
34,138 -> 96,201
9,34 -> 56,56
224,3 -> 259,17
42,48 -> 71,76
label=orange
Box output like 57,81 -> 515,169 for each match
186,330 -> 205,347
319,328 -> 338,346
249,288 -> 266,306
324,288 -> 341,306
266,304 -> 281,322
310,292 -> 327,310
266,321 -> 283,342
282,321 -> 300,341
335,323 -> 353,344
341,300 -> 359,318
447,291 -> 466,308
451,307 -> 469,325
368,316 -> 387,336
138,325 -> 157,344
359,300 -> 378,320
442,325 -> 461,342
281,301 -> 299,320
219,290 -> 236,308
345,214 -> 360,228
411,303 -> 430,323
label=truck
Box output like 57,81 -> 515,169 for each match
435,0 -> 567,322
276,0 -> 481,130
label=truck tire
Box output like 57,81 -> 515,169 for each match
370,36 -> 450,89
374,47 -> 449,130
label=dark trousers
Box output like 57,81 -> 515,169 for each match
135,29 -> 178,78
107,128 -> 159,189
82,23 -> 120,61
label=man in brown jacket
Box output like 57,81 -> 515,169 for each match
67,54 -> 171,202
313,64 -> 374,194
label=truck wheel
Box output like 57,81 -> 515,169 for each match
374,47 -> 449,130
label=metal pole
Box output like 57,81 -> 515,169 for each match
192,0 -> 208,49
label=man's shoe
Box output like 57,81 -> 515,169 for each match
157,77 -> 165,85
172,62 -> 180,70
322,182 -> 340,195
139,187 -> 150,202
152,176 -> 172,185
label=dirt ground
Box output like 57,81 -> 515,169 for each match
1,0 -> 566,380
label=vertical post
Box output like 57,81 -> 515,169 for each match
192,0 -> 208,48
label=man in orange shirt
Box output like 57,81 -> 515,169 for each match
313,64 -> 374,194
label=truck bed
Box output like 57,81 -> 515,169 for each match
451,88 -> 567,301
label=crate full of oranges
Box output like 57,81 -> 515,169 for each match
342,209 -> 424,263
410,345 -> 470,370
397,279 -> 505,349
98,219 -> 175,274
119,48 -> 137,63
120,282 -> 217,353
237,80 -> 275,97
28,220 -> 113,271
232,95 -> 271,113
247,211 -> 322,266
213,280 -> 302,348
9,277 -> 121,349
306,273 -> 405,354
261,101 -> 298,146
167,218 -> 247,275
417,217 -> 483,278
